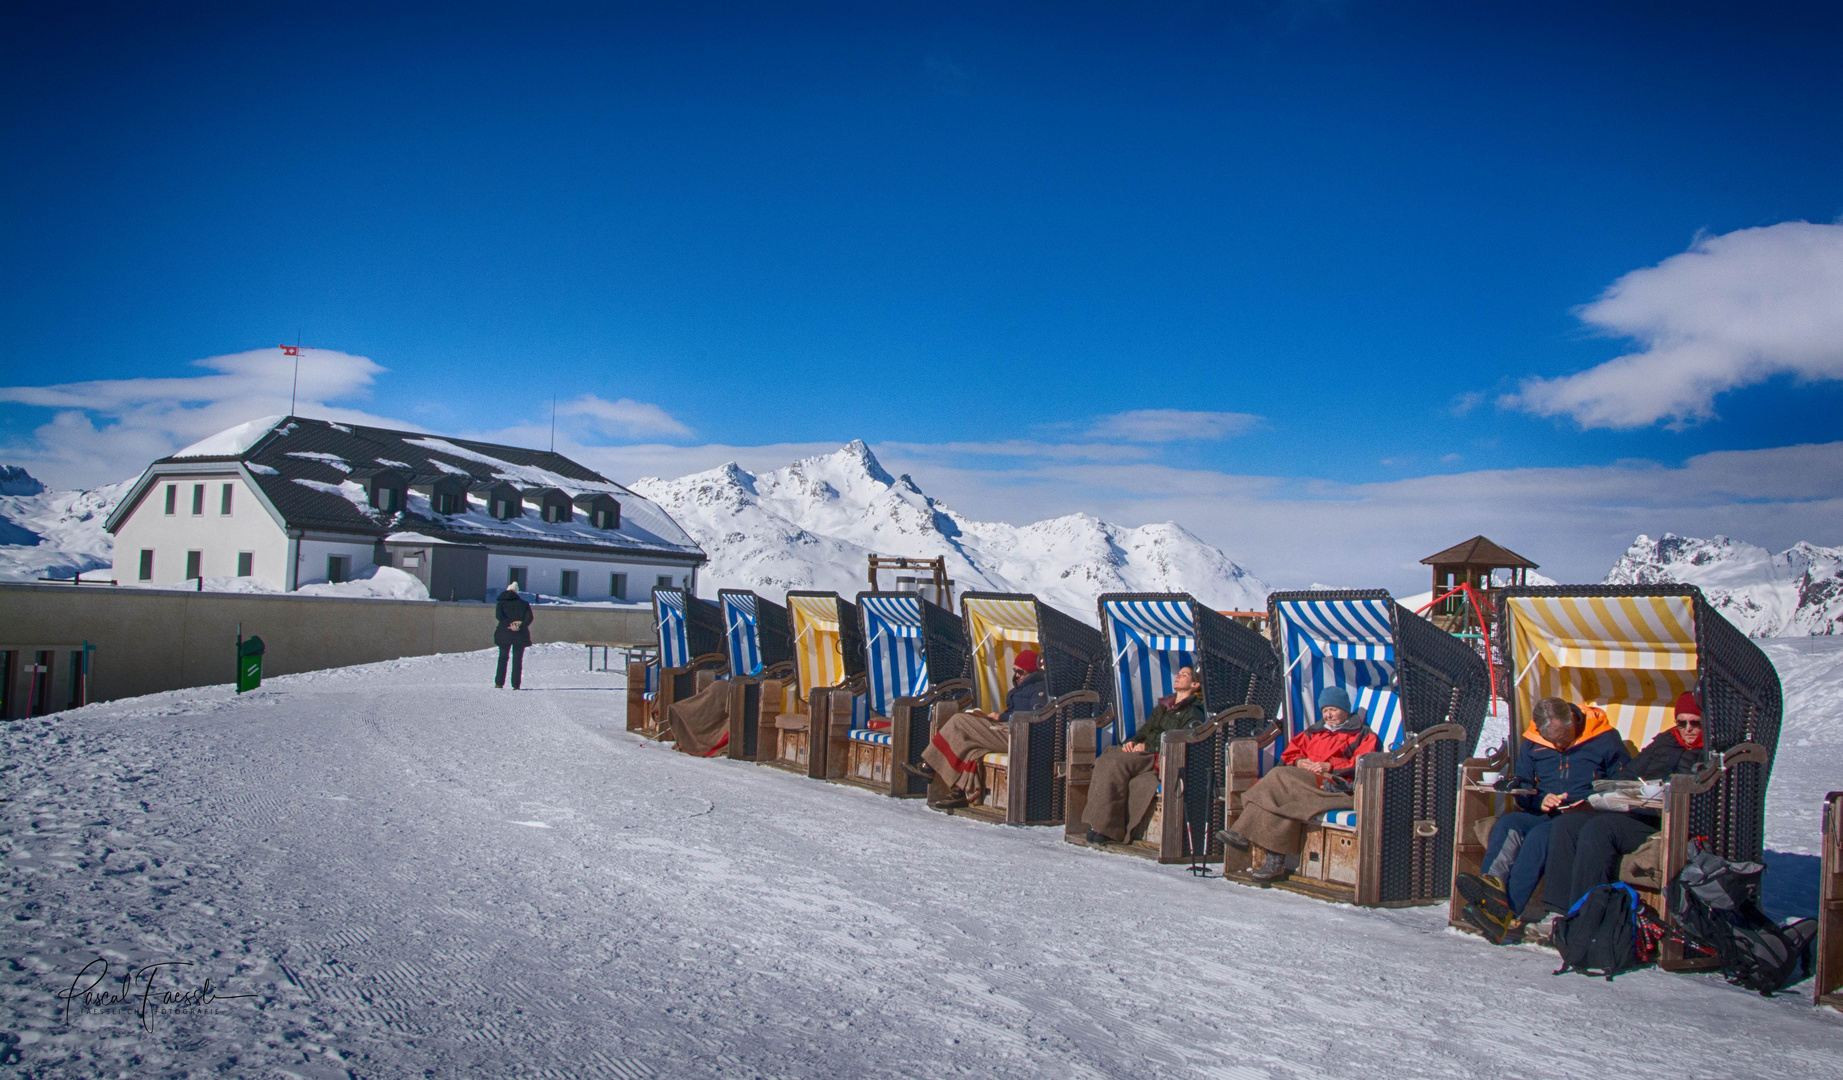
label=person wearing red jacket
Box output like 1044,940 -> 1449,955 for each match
1220,685 -> 1382,883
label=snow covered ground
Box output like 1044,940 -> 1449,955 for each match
3,645 -> 1840,1079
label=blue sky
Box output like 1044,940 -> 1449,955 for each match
4,2 -> 1842,590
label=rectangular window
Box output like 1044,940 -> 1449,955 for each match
559,570 -> 578,597
610,572 -> 626,600
220,483 -> 234,515
237,551 -> 253,577
164,485 -> 176,515
138,549 -> 155,581
543,504 -> 557,522
68,650 -> 83,709
186,550 -> 202,579
508,566 -> 528,589
656,574 -> 673,588
327,555 -> 350,584
31,651 -> 52,716
377,487 -> 397,512
434,492 -> 454,514
191,484 -> 205,515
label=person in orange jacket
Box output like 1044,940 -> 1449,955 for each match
1219,686 -> 1381,883
1457,697 -> 1631,943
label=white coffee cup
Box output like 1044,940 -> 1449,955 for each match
1477,770 -> 1502,785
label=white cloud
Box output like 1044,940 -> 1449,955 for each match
556,394 -> 692,438
1504,221 -> 1843,428
0,347 -> 411,488
1086,409 -> 1263,442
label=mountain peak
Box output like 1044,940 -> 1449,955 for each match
0,466 -> 46,496
1605,531 -> 1842,636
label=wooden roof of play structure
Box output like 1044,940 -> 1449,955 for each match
1419,535 -> 1538,570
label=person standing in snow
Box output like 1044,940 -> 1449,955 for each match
1080,665 -> 1208,845
904,650 -> 1048,809
1217,686 -> 1381,884
1456,697 -> 1631,944
494,584 -> 534,689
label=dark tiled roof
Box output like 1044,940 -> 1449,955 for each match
1419,535 -> 1538,569
147,416 -> 701,560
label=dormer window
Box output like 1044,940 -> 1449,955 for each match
433,491 -> 457,514
573,493 -> 620,530
374,486 -> 400,512
493,498 -> 512,519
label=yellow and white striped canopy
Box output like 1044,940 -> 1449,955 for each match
962,596 -> 1042,712
1504,594 -> 1699,753
788,594 -> 848,708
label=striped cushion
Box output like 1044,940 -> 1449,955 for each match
847,729 -> 892,746
983,753 -> 1010,770
1315,809 -> 1357,828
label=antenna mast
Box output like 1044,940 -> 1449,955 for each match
282,339 -> 304,415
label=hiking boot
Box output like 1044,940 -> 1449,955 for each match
1085,829 -> 1112,846
1455,873 -> 1515,923
899,761 -> 938,782
1462,902 -> 1521,945
1523,912 -> 1562,945
929,792 -> 969,810
1248,851 -> 1288,883
1214,828 -> 1252,852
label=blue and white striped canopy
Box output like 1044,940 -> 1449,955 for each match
655,590 -> 690,669
722,592 -> 763,677
1271,597 -> 1405,761
1099,598 -> 1197,746
859,594 -> 929,717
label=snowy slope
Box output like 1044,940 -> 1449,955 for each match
633,441 -> 1269,618
1,644 -> 1838,1078
1605,533 -> 1843,636
0,471 -> 135,582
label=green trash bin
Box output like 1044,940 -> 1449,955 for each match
236,635 -> 265,694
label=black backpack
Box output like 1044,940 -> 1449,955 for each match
1669,841 -> 1818,996
1552,883 -> 1646,979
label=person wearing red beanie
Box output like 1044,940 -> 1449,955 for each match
905,648 -> 1048,808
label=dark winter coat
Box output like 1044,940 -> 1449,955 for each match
1132,691 -> 1208,751
1510,707 -> 1631,812
494,591 -> 534,647
999,669 -> 1049,722
1616,727 -> 1705,780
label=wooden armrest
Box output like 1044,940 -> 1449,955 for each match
1008,688 -> 1103,728
1211,704 -> 1266,727
1665,742 -> 1768,798
760,660 -> 796,680
1463,742 -> 1510,772
1161,718 -> 1226,748
1225,719 -> 1284,751
1355,723 -> 1467,772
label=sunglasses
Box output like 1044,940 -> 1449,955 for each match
1677,718 -> 1703,727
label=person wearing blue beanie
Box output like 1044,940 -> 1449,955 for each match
1316,686 -> 1352,715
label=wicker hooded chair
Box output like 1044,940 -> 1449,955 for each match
924,592 -> 1111,825
827,592 -> 974,794
717,589 -> 797,761
1224,590 -> 1490,905
767,592 -> 865,776
1067,593 -> 1284,863
1819,790 -> 1842,1008
626,587 -> 727,736
1452,585 -> 1782,968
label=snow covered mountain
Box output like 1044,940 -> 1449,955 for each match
631,441 -> 1269,619
0,470 -> 134,582
1604,533 -> 1843,637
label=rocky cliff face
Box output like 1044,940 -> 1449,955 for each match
1604,533 -> 1843,636
632,441 -> 1270,621
0,469 -> 134,581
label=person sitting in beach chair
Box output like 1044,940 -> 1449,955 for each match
1534,691 -> 1708,938
1080,665 -> 1208,845
1218,686 -> 1381,884
905,650 -> 1047,808
1458,697 -> 1630,944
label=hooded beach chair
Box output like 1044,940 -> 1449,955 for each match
1067,593 -> 1284,863
832,592 -> 974,794
1820,790 -> 1842,1008
718,589 -> 797,761
626,587 -> 727,736
1452,585 -> 1781,968
768,592 -> 866,775
938,592 -> 1110,825
1224,590 -> 1489,904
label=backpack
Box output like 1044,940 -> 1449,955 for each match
1552,883 -> 1653,979
1669,841 -> 1818,996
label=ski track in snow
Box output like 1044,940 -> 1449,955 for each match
3,644 -> 1841,1079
